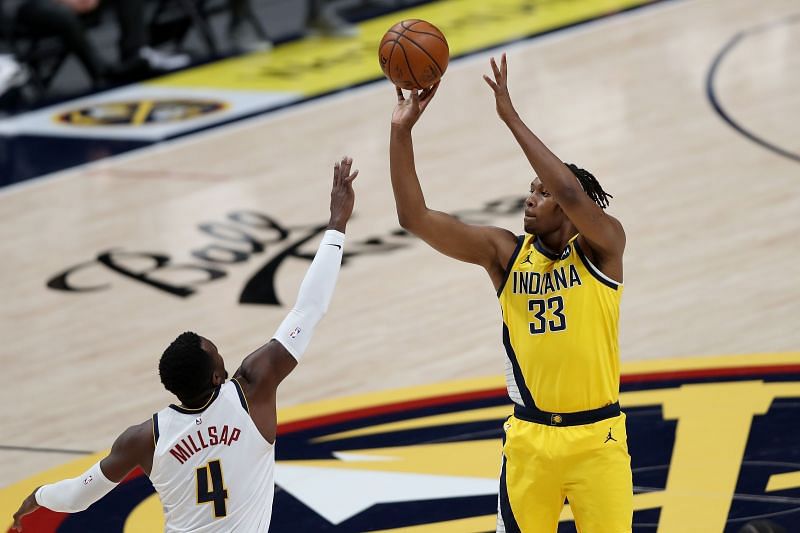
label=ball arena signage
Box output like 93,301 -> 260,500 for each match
3,354 -> 800,532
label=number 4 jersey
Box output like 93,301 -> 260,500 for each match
498,234 -> 622,414
150,380 -> 275,532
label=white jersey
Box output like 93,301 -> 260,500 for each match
150,380 -> 275,532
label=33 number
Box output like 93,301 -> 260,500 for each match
528,296 -> 566,334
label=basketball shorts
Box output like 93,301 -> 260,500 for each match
497,411 -> 632,533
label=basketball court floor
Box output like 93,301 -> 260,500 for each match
1,0 -> 799,531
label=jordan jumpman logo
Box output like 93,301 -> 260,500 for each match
521,251 -> 533,265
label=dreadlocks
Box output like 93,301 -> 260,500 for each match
565,163 -> 613,209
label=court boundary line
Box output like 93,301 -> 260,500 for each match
0,445 -> 93,455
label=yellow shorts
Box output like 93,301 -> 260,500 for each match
498,412 -> 632,533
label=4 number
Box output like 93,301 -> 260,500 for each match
196,459 -> 228,518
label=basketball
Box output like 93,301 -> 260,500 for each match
378,19 -> 449,90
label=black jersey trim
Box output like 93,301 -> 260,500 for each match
502,322 -> 536,409
231,378 -> 250,413
169,386 -> 221,414
574,240 -> 619,290
496,235 -> 526,297
152,413 -> 159,446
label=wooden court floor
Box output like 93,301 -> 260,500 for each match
1,0 -> 798,520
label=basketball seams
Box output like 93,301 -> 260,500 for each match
379,34 -> 400,80
399,19 -> 422,30
396,42 -> 423,90
404,27 -> 448,46
398,34 -> 444,76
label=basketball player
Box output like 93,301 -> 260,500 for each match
11,156 -> 359,532
389,54 -> 632,532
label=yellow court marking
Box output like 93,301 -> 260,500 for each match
371,513 -> 497,532
313,405 -> 512,442
150,0 -> 657,95
131,100 -> 155,126
124,493 -> 164,532
621,352 -> 800,374
766,471 -> 800,493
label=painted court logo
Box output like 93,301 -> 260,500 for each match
5,354 -> 800,532
55,99 -> 227,127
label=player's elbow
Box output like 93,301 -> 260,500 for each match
397,208 -> 426,233
397,212 -> 414,230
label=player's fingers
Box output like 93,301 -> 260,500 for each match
424,81 -> 440,100
340,156 -> 352,178
396,86 -> 404,101
501,53 -> 507,78
345,169 -> 359,184
333,160 -> 341,186
490,57 -> 501,79
482,75 -> 498,91
419,84 -> 438,112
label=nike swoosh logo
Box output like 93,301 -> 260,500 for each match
327,244 -> 342,249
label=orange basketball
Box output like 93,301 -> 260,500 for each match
378,19 -> 449,90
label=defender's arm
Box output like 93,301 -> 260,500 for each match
12,421 -> 153,531
233,156 -> 357,442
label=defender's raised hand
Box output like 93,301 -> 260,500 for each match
483,54 -> 518,123
328,156 -> 359,232
391,83 -> 440,130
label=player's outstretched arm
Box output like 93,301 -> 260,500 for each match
483,53 -> 625,260
390,85 -> 518,289
233,156 -> 357,443
12,421 -> 153,531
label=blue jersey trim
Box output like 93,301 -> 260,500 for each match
574,240 -> 619,290
499,455 -> 522,533
152,413 -> 159,446
231,378 -> 250,413
496,235 -> 526,297
533,236 -> 562,260
502,322 -> 536,409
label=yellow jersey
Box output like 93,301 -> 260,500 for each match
497,234 -> 622,413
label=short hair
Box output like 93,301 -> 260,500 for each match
566,163 -> 613,209
159,331 -> 213,405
